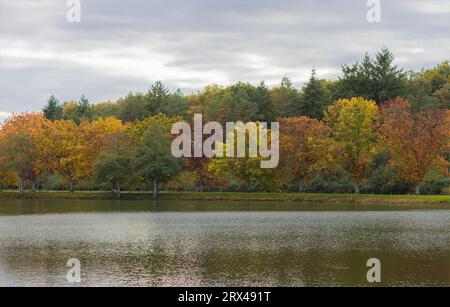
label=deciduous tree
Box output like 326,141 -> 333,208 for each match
380,98 -> 449,194
206,126 -> 279,192
324,97 -> 380,193
0,113 -> 48,192
279,116 -> 332,192
41,120 -> 87,191
81,117 -> 125,176
94,130 -> 132,198
132,121 -> 181,199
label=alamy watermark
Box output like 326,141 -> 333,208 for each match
66,258 -> 81,283
366,258 -> 381,283
366,0 -> 382,23
171,114 -> 279,168
67,0 -> 81,23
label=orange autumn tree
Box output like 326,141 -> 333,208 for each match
42,117 -> 125,191
41,120 -> 88,191
80,117 -> 125,177
278,116 -> 332,192
380,97 -> 449,195
324,97 -> 380,194
0,113 -> 48,192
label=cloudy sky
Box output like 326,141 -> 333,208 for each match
0,0 -> 449,120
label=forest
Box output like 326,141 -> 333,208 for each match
0,49 -> 449,196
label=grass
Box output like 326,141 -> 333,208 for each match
0,190 -> 449,205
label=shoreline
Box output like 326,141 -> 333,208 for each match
0,191 -> 449,205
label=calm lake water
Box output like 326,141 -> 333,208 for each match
0,199 -> 448,287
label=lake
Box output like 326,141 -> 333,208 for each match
0,199 -> 448,287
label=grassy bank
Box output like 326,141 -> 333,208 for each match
0,190 -> 449,205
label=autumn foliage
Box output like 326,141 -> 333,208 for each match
0,97 -> 449,195
0,113 -> 48,191
279,116 -> 331,191
380,98 -> 449,194
324,97 -> 380,193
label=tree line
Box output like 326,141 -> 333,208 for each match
0,48 -> 449,197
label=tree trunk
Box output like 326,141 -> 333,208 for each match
198,178 -> 204,192
298,179 -> 304,193
415,185 -> 420,195
117,183 -> 121,199
19,176 -> 24,194
353,181 -> 360,194
69,179 -> 74,192
31,182 -> 36,192
153,178 -> 158,200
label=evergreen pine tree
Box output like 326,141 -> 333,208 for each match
77,95 -> 93,121
255,81 -> 274,122
301,68 -> 327,119
147,81 -> 169,115
43,95 -> 63,121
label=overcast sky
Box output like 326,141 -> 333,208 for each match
0,0 -> 449,120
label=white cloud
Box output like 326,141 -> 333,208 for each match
1,41 -> 226,83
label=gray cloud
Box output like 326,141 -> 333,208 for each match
0,0 -> 449,115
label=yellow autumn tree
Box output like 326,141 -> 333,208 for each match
324,97 -> 380,193
41,120 -> 88,191
0,171 -> 18,189
80,117 -> 125,177
206,124 -> 280,192
41,117 -> 125,191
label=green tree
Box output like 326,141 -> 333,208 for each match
62,101 -> 79,123
147,81 -> 169,115
271,75 -> 302,117
255,81 -> 274,122
233,87 -> 259,122
336,48 -> 407,103
208,155 -> 277,192
434,82 -> 450,109
412,61 -> 450,109
77,95 -> 93,122
220,82 -> 259,122
371,48 -> 407,103
199,85 -> 225,122
422,60 -> 450,93
91,100 -> 120,119
160,89 -> 188,118
117,92 -> 149,122
132,122 -> 181,199
301,68 -> 328,119
405,71 -> 441,112
43,95 -> 63,121
94,131 -> 132,198
335,54 -> 373,100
